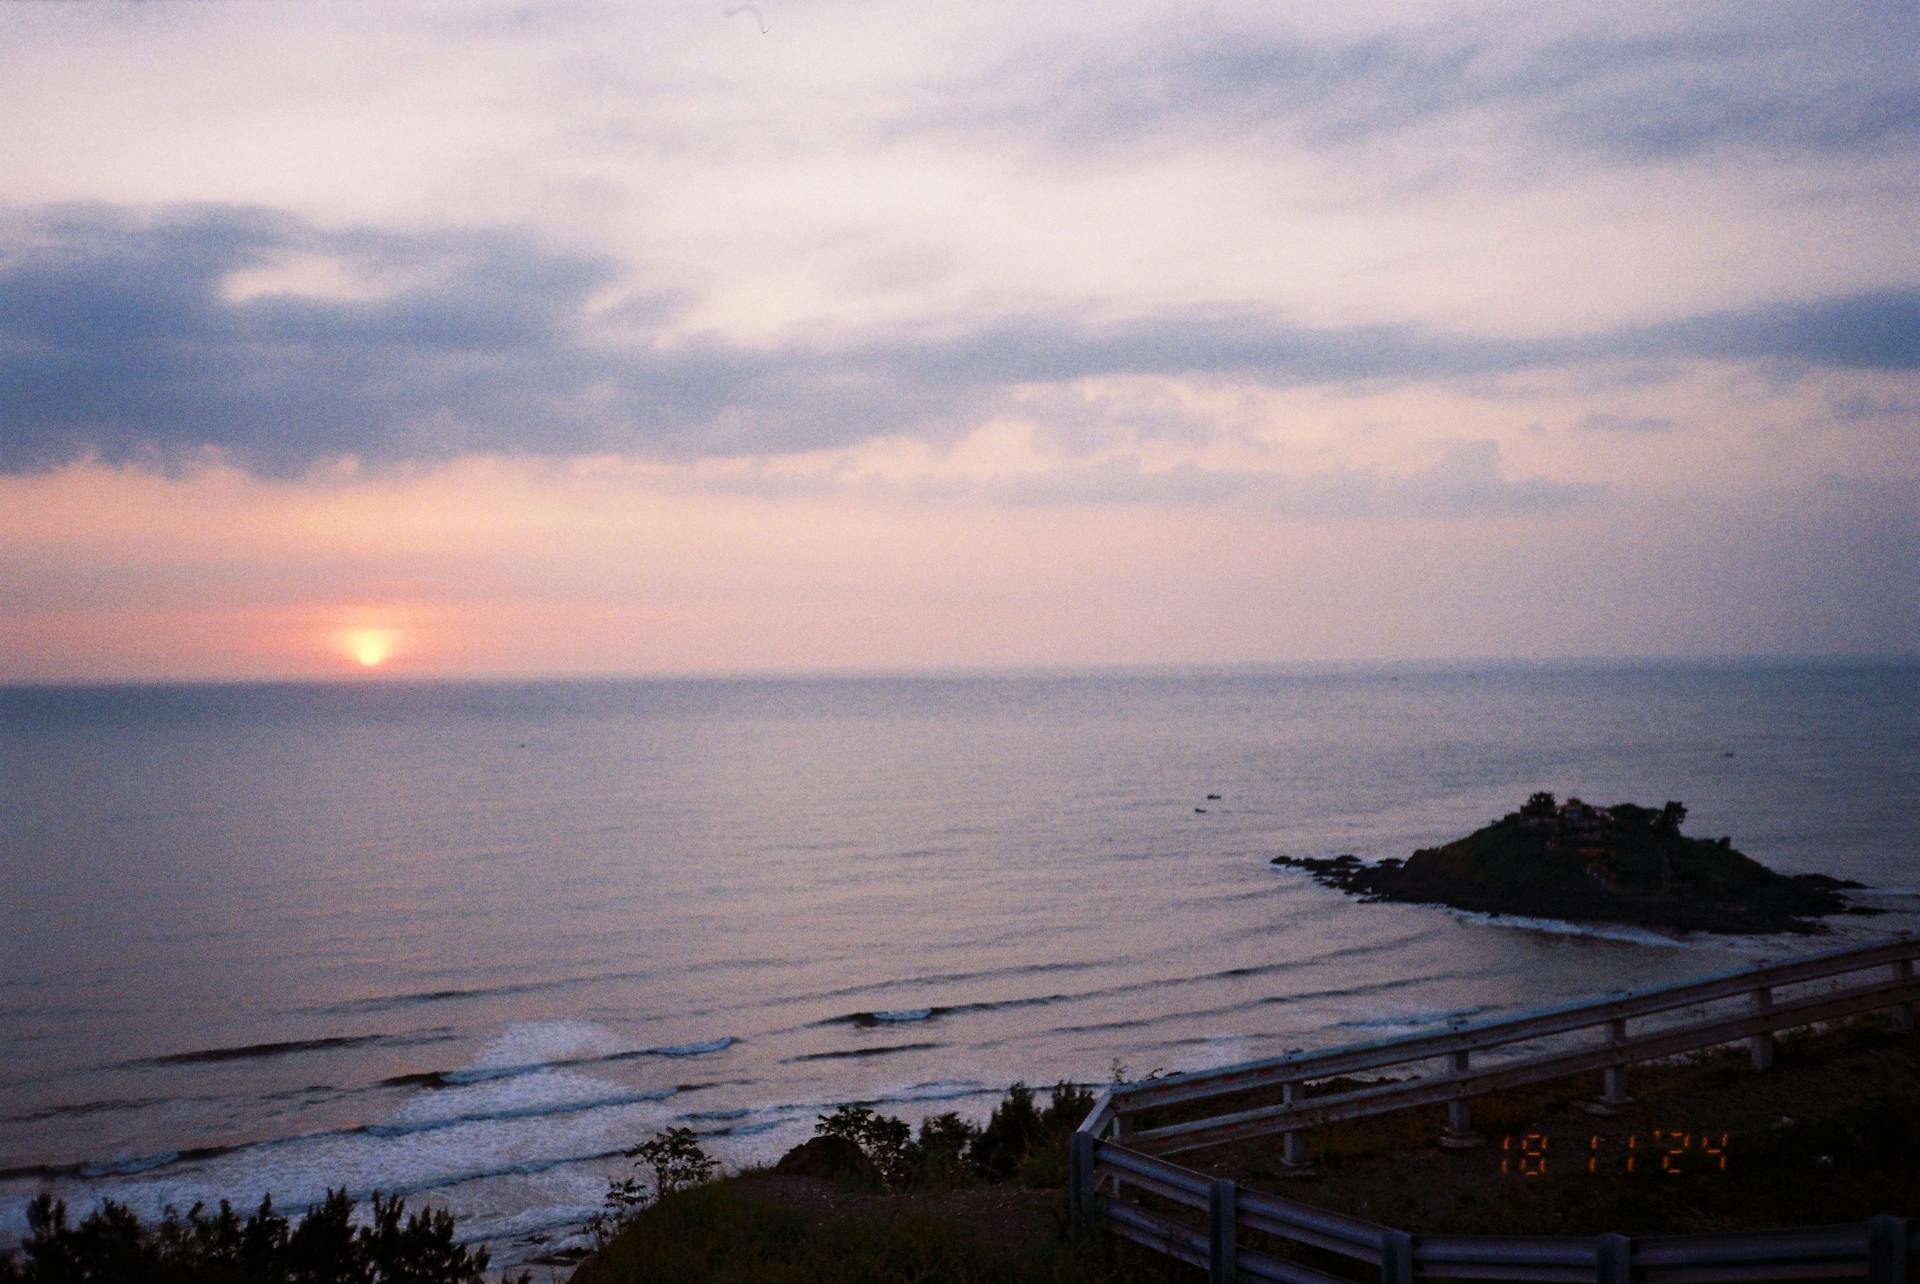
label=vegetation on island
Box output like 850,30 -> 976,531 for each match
1272,793 -> 1867,934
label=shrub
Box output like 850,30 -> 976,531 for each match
0,1190 -> 525,1284
815,1104 -> 917,1187
631,1126 -> 719,1195
1015,1082 -> 1098,1188
587,1127 -> 721,1248
971,1082 -> 1048,1180
806,1081 -> 1098,1192
914,1112 -> 982,1187
1040,1081 -> 1095,1135
586,1175 -> 652,1250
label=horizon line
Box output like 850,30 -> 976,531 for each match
4,649 -> 1916,692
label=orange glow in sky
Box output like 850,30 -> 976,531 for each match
344,628 -> 399,670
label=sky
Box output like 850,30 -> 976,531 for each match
1,0 -> 1915,681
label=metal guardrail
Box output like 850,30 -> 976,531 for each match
1071,932 -> 1920,1282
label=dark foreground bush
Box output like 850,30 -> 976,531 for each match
814,1080 -> 1097,1190
0,1189 -> 528,1284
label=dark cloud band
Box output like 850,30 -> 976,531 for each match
0,204 -> 1915,476
932,11 -> 1920,166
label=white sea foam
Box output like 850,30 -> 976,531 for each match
1164,1034 -> 1255,1073
367,1084 -> 679,1137
79,1150 -> 179,1178
445,1021 -> 622,1083
1335,1004 -> 1494,1032
872,1008 -> 935,1023
887,1079 -> 994,1102
1444,911 -> 1721,948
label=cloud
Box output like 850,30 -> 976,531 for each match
977,440 -> 1597,517
1635,291 -> 1920,370
1382,439 -> 1600,518
2,203 -> 1916,476
1577,412 -> 1676,433
1830,394 -> 1920,423
822,291 -> 1920,397
0,205 -> 633,474
686,440 -> 1600,519
0,205 -> 960,473
928,8 -> 1920,168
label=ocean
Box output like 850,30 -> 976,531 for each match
2,662 -> 1915,1269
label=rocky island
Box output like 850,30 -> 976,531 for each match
1272,794 -> 1869,935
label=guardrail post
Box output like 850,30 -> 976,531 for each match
1208,1178 -> 1237,1284
1111,1112 -> 1131,1200
1440,1051 -> 1483,1148
1595,1232 -> 1632,1284
1381,1228 -> 1414,1284
1749,987 -> 1776,1071
1867,1214 -> 1908,1284
1585,1018 -> 1633,1115
1895,958 -> 1915,1034
1070,1131 -> 1094,1241
1281,1081 -> 1311,1169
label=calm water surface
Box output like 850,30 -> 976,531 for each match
2,663 -> 1915,1265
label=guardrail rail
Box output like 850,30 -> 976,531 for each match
1071,931 -> 1920,1282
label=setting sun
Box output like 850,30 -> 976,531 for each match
343,628 -> 398,670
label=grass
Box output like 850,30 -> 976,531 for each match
581,1181 -> 1181,1284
